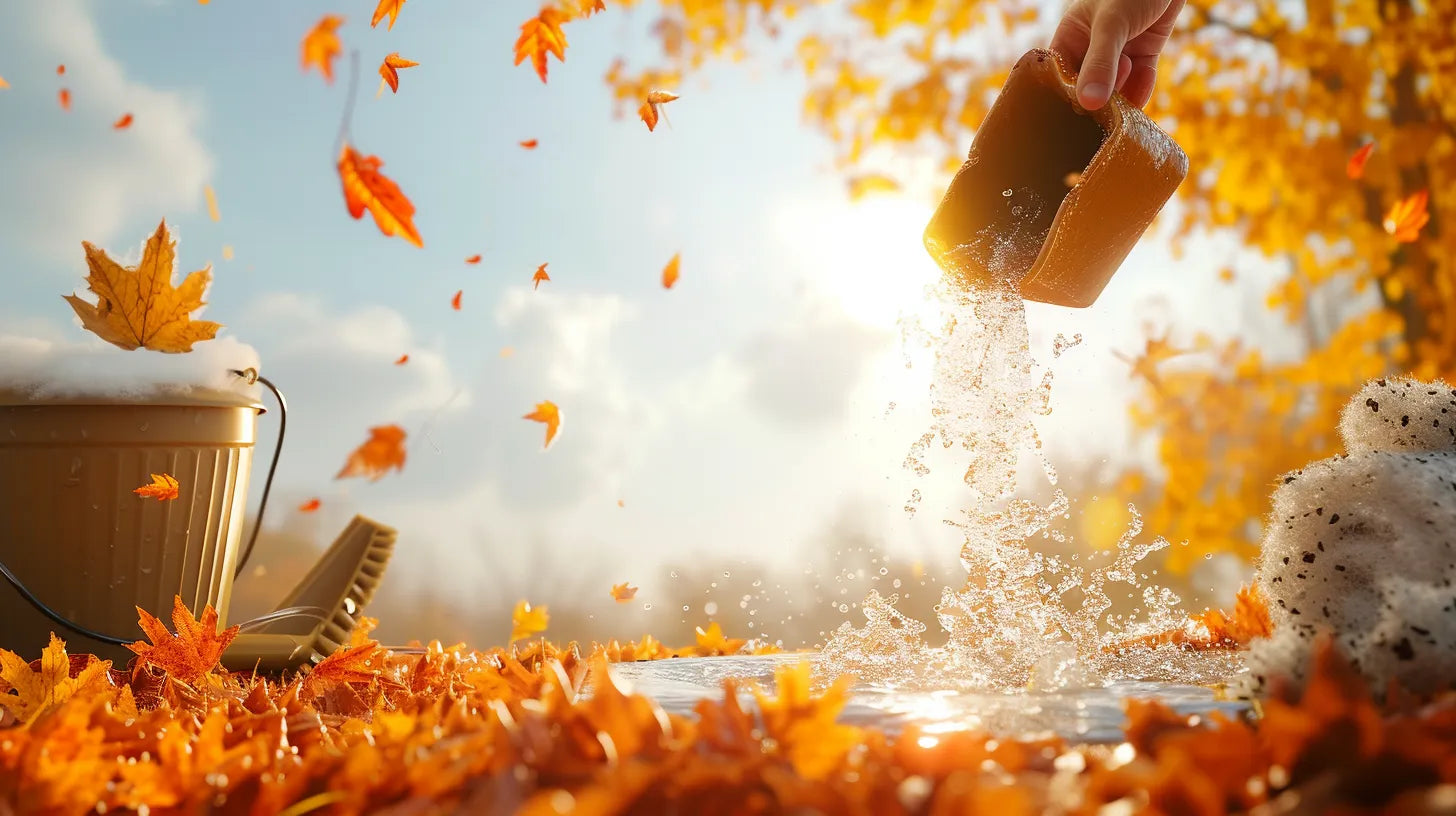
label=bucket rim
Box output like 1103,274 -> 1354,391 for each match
0,385 -> 265,413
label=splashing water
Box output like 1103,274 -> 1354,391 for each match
821,237 -> 1198,691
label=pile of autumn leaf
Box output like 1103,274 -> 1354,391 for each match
1,598 -> 1454,815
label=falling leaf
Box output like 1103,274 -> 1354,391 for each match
0,76 -> 8,89
500,346 -> 515,358
1346,142 -> 1375,179
694,622 -> 746,655
378,53 -> 418,94
298,498 -> 322,513
451,290 -> 463,310
509,601 -> 549,644
532,263 -> 550,289
1112,333 -> 1189,388
301,15 -> 345,84
335,424 -> 408,482
204,185 -> 221,222
465,254 -> 482,264
638,90 -> 678,132
221,244 -> 234,260
371,0 -> 407,30
337,143 -> 423,247
127,596 -> 239,684
1384,190 -> 1429,243
616,499 -> 624,507
58,88 -> 70,110
0,635 -> 111,726
847,174 -> 900,200
514,8 -> 569,84
56,64 -> 65,76
523,401 -> 561,448
394,353 -> 409,365
571,0 -> 607,17
133,473 -> 180,502
64,220 -> 223,353
610,583 -> 638,602
661,253 -> 680,289
519,139 -> 538,149
112,113 -> 133,130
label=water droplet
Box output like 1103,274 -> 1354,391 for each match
1002,188 -> 1013,197
703,601 -> 718,615
642,603 -> 653,610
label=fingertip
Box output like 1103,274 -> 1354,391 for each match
1078,82 -> 1111,110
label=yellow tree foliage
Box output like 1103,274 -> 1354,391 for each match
606,0 -> 1455,568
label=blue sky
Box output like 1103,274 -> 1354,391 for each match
0,0 -> 1275,645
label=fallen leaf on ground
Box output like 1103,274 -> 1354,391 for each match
662,253 -> 680,289
298,498 -> 322,513
695,622 -> 746,655
532,263 -> 550,289
301,642 -> 389,697
378,53 -> 418,93
0,634 -> 110,726
514,8 -> 568,83
451,290 -> 462,310
610,583 -> 638,602
112,113 -> 133,130
65,219 -> 223,352
1384,190 -> 1430,242
523,400 -> 561,448
301,15 -> 345,83
638,90 -> 678,131
510,601 -> 549,645
394,353 -> 409,365
372,0 -> 407,29
847,174 -> 900,200
1347,142 -> 1375,179
465,254 -> 482,264
127,596 -> 239,684
519,139 -> 538,149
337,143 -> 423,247
335,424 -> 408,482
58,88 -> 70,110
133,474 -> 180,502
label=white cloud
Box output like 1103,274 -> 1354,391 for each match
0,0 -> 212,265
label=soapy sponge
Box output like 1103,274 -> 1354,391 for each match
1246,377 -> 1456,695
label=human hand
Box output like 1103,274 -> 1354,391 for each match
1050,0 -> 1186,111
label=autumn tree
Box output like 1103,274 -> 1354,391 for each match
604,0 -> 1454,569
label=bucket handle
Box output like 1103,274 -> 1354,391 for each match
0,368 -> 301,647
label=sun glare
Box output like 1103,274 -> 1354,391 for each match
800,197 -> 943,329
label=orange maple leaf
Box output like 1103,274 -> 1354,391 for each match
371,0 -> 407,30
694,622 -> 746,655
753,661 -> 860,781
127,596 -> 239,685
133,473 -> 180,502
519,139 -> 539,149
568,0 -> 607,17
523,400 -> 561,448
465,254 -> 482,264
337,143 -> 423,248
451,290 -> 463,310
394,353 -> 409,365
113,113 -> 133,130
509,600 -> 549,645
1346,142 -> 1375,179
638,90 -> 679,132
298,497 -> 322,512
1112,333 -> 1189,388
58,88 -> 70,111
1110,584 -> 1274,651
662,253 -> 680,289
301,15 -> 345,83
514,8 -> 569,84
610,583 -> 638,602
335,424 -> 407,481
0,635 -> 112,726
0,76 -> 8,89
532,263 -> 550,289
301,642 -> 391,697
1384,190 -> 1430,243
378,53 -> 419,94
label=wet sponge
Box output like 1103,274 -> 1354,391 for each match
1246,377 -> 1456,695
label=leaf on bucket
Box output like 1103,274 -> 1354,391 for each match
338,143 -> 424,248
532,263 -> 550,289
610,582 -> 638,602
301,15 -> 345,83
509,601 -> 549,645
133,473 -> 181,501
336,424 -> 408,481
522,400 -> 560,448
65,221 -> 222,353
0,634 -> 112,726
127,596 -> 239,684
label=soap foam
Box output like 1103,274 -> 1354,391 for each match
0,334 -> 261,403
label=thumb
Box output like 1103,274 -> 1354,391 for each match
1077,10 -> 1130,110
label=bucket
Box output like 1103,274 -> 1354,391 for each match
0,378 -> 269,663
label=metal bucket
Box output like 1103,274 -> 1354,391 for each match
0,383 -> 266,662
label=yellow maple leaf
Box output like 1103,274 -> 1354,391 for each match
0,634 -> 112,726
133,473 -> 180,502
752,660 -> 862,781
523,400 -> 561,448
846,173 -> 900,201
64,220 -> 223,353
610,582 -> 638,602
509,600 -> 549,645
694,621 -> 746,655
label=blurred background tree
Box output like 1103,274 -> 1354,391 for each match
605,0 -> 1452,570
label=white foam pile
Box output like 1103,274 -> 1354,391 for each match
1247,376 -> 1456,695
0,334 -> 261,403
